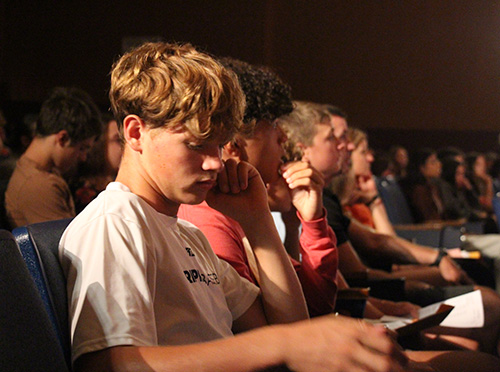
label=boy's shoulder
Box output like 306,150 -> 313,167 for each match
178,202 -> 239,230
67,182 -> 203,238
63,182 -> 153,234
9,155 -> 66,187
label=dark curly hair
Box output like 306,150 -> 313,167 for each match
218,57 -> 293,134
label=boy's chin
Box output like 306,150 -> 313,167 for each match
180,192 -> 208,206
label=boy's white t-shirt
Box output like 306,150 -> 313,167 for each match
59,182 -> 259,362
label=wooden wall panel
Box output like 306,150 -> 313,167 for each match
1,1 -> 500,152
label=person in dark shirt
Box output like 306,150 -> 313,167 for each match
279,101 -> 500,356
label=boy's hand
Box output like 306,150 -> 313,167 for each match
373,299 -> 421,319
350,174 -> 378,205
283,315 -> 408,372
439,255 -> 474,285
206,158 -> 269,225
281,161 -> 324,222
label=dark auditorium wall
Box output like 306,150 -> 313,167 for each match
1,1 -> 500,153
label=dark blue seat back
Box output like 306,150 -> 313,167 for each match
0,229 -> 68,371
375,176 -> 415,225
12,218 -> 73,370
395,228 -> 442,247
492,196 -> 500,233
376,176 -> 442,247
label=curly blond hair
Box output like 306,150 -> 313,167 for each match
109,42 -> 245,143
279,101 -> 331,161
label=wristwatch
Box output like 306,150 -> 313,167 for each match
432,249 -> 448,266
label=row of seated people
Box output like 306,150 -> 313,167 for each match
375,143 -> 500,227
272,102 -> 500,354
2,42 -> 500,371
346,135 -> 500,294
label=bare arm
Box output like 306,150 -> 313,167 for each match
349,218 -> 437,264
206,159 -> 309,324
75,312 -> 407,372
351,174 -> 396,236
369,198 -> 397,236
348,219 -> 472,284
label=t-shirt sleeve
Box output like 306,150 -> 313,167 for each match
323,189 -> 351,245
60,214 -> 157,362
214,251 -> 260,321
179,205 -> 256,284
191,227 -> 260,321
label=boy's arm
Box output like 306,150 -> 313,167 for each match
279,161 -> 339,317
348,218 -> 473,284
75,313 -> 407,372
297,217 -> 338,317
206,159 -> 309,325
355,175 -> 397,236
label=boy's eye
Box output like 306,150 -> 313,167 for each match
186,143 -> 203,150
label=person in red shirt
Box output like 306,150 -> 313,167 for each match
179,58 -> 338,317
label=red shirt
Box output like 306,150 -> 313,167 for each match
178,202 -> 338,317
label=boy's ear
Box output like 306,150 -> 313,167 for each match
296,142 -> 308,161
55,130 -> 70,147
122,115 -> 145,152
223,137 -> 248,161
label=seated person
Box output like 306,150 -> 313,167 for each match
489,155 -> 500,194
465,151 -> 495,214
440,157 -> 488,223
179,58 -> 338,317
330,127 -> 397,236
401,149 -> 500,272
5,87 -> 102,227
334,128 -> 500,294
401,148 -> 492,228
440,157 -> 500,293
60,41 -> 414,372
385,145 -> 409,179
400,148 -> 458,224
71,113 -> 123,213
437,146 -> 466,164
278,100 -> 500,356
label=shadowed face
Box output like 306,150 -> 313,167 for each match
57,136 -> 96,175
331,116 -> 355,176
241,120 -> 288,185
140,126 -> 225,212
420,153 -> 441,179
352,139 -> 374,177
302,123 -> 341,184
106,120 -> 123,172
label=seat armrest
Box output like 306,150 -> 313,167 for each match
334,288 -> 369,318
345,275 -> 406,302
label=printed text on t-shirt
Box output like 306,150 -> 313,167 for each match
184,269 -> 220,286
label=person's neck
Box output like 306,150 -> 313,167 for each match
22,136 -> 56,172
116,160 -> 180,217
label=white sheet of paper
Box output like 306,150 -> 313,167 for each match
369,289 -> 483,330
439,289 -> 483,328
